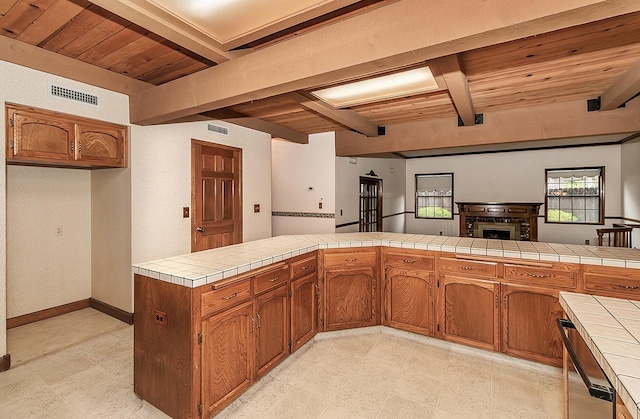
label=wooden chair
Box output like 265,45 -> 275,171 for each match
596,227 -> 633,247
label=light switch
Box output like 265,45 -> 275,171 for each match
254,204 -> 260,213
183,207 -> 190,218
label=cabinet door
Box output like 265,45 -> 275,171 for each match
441,275 -> 500,351
76,122 -> 126,167
501,284 -> 564,366
291,272 -> 317,353
384,267 -> 434,336
10,111 -> 75,162
255,285 -> 289,378
201,301 -> 254,417
325,268 -> 376,331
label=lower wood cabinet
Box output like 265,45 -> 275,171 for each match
325,267 -> 377,330
255,285 -> 289,378
290,272 -> 317,352
441,275 -> 501,352
383,267 -> 434,336
201,301 -> 254,417
501,284 -> 564,366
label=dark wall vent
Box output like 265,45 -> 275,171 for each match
50,85 -> 98,105
207,123 -> 229,135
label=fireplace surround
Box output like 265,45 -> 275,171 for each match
457,202 -> 543,241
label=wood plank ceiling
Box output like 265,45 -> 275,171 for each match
1,0 -> 640,153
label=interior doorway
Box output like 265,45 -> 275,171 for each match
191,140 -> 243,251
359,176 -> 383,232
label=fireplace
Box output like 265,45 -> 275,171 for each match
475,222 -> 520,240
457,202 -> 542,241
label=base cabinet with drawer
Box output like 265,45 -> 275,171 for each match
382,249 -> 437,337
322,248 -> 378,331
134,253 -> 317,419
201,301 -> 254,417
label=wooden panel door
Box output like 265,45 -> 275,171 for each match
254,285 -> 289,378
325,268 -> 376,331
290,272 -> 317,352
76,122 -> 126,167
192,140 -> 242,251
384,267 -> 434,337
441,275 -> 500,352
501,283 -> 564,366
201,301 -> 254,418
9,109 -> 75,162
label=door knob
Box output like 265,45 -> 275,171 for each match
196,227 -> 204,232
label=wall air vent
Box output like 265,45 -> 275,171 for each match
207,123 -> 229,136
50,85 -> 98,105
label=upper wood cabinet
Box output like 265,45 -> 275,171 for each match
6,103 -> 127,168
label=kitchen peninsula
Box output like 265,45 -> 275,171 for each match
133,232 -> 640,418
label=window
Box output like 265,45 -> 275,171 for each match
545,167 -> 604,224
415,173 -> 453,219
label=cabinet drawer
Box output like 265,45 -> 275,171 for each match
201,280 -> 252,317
385,250 -> 435,271
504,263 -> 576,290
291,256 -> 317,279
439,257 -> 498,278
583,269 -> 640,300
324,249 -> 377,268
254,265 -> 290,295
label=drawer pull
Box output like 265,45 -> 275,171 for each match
461,266 -> 475,271
614,284 -> 639,290
300,266 -> 309,271
528,273 -> 550,279
222,292 -> 238,300
345,258 -> 357,262
269,276 -> 280,282
403,259 -> 417,264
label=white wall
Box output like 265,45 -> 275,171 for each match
621,139 -> 640,248
271,132 -> 336,236
131,121 -> 272,267
7,167 -> 91,317
405,145 -> 622,245
0,60 -> 130,356
335,156 -> 406,233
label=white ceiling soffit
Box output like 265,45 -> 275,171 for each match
145,0 -> 361,49
399,134 -> 633,158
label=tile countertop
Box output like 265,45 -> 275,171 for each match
132,232 -> 640,289
559,292 -> 640,419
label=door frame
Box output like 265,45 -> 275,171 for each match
191,139 -> 243,252
359,176 -> 383,232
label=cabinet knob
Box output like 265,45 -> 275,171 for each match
196,227 -> 204,232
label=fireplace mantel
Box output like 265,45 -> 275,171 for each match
456,202 -> 543,241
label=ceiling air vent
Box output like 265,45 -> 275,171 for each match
207,123 -> 229,136
50,85 -> 98,105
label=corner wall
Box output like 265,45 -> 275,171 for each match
130,121 -> 273,271
271,133 -> 336,236
335,156 -> 406,233
621,139 -> 640,248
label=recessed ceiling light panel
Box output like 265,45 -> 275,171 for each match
311,67 -> 439,108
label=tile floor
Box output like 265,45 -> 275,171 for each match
2,309 -> 564,418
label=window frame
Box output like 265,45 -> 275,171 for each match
544,166 -> 605,225
414,172 -> 454,220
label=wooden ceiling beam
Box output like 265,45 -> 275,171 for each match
599,59 -> 640,111
288,92 -> 380,137
0,35 -> 152,95
199,110 -> 309,144
88,0 -> 232,63
436,54 -> 476,126
129,0 -> 640,125
334,97 -> 640,156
